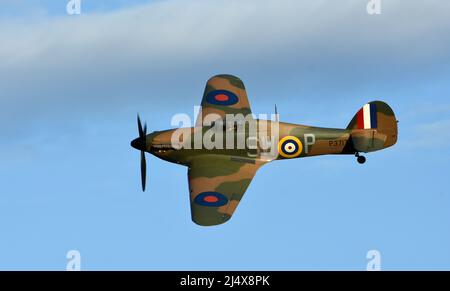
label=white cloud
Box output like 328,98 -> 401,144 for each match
0,0 -> 450,131
2,0 -> 449,68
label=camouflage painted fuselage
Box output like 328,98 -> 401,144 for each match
143,119 -> 396,164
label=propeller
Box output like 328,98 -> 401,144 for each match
133,114 -> 147,191
140,149 -> 146,191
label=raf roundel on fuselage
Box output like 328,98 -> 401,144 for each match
278,136 -> 303,158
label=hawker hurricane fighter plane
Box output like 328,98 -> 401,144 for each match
131,75 -> 398,226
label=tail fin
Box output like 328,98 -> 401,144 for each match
347,101 -> 398,153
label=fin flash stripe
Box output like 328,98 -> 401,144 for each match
357,103 -> 378,129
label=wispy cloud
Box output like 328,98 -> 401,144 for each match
398,118 -> 450,151
415,119 -> 450,148
0,0 -> 450,133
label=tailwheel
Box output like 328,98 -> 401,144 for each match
355,152 -> 366,164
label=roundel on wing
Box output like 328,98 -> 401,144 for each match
194,192 -> 229,207
205,90 -> 239,106
278,136 -> 303,158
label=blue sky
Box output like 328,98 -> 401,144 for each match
1,0 -> 450,270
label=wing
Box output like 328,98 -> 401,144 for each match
196,74 -> 252,126
188,155 -> 265,226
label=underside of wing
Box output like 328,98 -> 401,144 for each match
188,155 -> 265,226
196,74 -> 252,126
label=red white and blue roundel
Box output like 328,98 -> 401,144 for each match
194,192 -> 229,207
278,136 -> 303,158
205,90 -> 239,106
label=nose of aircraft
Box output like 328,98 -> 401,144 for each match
131,137 -> 146,151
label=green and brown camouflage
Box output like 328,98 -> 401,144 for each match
131,75 -> 398,226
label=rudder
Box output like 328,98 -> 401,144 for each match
347,101 -> 398,153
